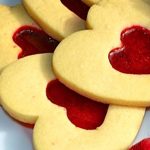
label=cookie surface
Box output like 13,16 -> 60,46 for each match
23,0 -> 85,41
0,53 -> 145,150
0,4 -> 37,71
53,0 -> 150,106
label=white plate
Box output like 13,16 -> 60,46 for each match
0,0 -> 150,149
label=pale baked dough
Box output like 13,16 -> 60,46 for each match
0,54 -> 145,150
53,0 -> 150,106
23,0 -> 85,41
0,4 -> 37,71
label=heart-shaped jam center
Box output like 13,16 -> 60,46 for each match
61,0 -> 89,20
13,26 -> 59,59
109,26 -> 150,74
46,79 -> 108,130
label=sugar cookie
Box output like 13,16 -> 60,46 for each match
23,0 -> 85,40
0,54 -> 145,150
53,0 -> 150,106
0,4 -> 36,71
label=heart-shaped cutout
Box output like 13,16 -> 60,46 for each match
13,26 -> 59,59
46,79 -> 108,130
109,26 -> 150,74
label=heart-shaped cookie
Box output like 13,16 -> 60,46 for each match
0,53 -> 144,150
53,0 -> 150,106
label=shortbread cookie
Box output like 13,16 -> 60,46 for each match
0,4 -> 37,71
53,0 -> 150,106
23,0 -> 85,40
0,53 -> 145,150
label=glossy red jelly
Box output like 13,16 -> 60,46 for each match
46,79 -> 108,130
61,0 -> 89,20
13,26 -> 59,59
109,26 -> 150,74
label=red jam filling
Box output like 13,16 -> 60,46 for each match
61,0 -> 89,20
109,26 -> 150,74
13,26 -> 59,59
46,79 -> 108,130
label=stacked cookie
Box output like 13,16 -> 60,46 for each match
0,0 -> 150,149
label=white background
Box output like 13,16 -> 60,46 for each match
0,0 -> 150,149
